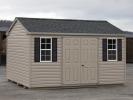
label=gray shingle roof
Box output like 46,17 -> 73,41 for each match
0,20 -> 12,32
17,17 -> 123,34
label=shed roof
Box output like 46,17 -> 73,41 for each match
17,17 -> 123,34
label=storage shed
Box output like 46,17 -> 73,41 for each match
7,17 -> 126,88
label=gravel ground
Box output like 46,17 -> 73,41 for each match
0,64 -> 133,100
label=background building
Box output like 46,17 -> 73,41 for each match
0,20 -> 12,66
125,31 -> 133,63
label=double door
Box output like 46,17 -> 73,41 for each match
63,37 -> 98,84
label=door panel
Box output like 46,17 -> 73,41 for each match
81,38 -> 97,84
63,37 -> 98,84
80,38 -> 98,83
63,38 -> 80,84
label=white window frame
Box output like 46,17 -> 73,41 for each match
107,38 -> 117,61
40,37 -> 52,62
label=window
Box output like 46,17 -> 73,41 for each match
107,38 -> 117,61
40,37 -> 52,62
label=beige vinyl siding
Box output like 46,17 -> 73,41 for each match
6,20 -> 30,87
98,37 -> 126,84
30,36 -> 62,87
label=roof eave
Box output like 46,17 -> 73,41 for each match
27,32 -> 125,37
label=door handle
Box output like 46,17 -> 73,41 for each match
81,65 -> 88,68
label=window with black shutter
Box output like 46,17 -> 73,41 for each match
102,38 -> 122,62
34,37 -> 57,62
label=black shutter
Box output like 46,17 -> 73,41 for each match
34,38 -> 40,62
117,39 -> 122,61
102,39 -> 107,61
52,38 -> 57,62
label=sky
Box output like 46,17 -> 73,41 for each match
0,0 -> 133,31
